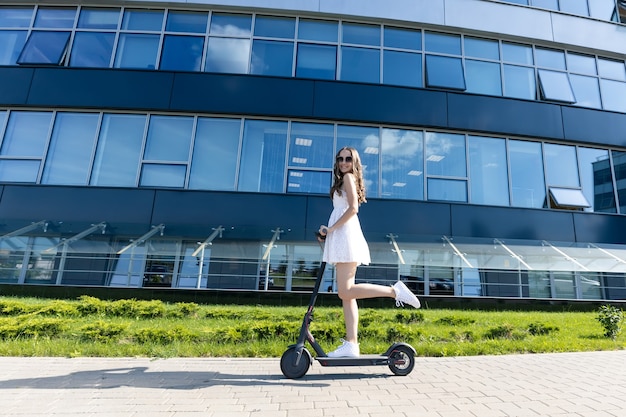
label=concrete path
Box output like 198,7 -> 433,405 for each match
0,351 -> 624,416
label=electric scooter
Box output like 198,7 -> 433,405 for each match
280,239 -> 417,379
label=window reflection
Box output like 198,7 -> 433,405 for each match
1,111 -> 52,157
465,60 -> 501,95
600,79 -> 626,112
427,178 -> 467,202
537,69 -> 575,103
337,125 -> 380,198
160,35 -> 204,71
17,31 -> 70,65
35,7 -> 76,28
254,15 -> 295,38
381,128 -> 424,200
298,19 -> 337,42
140,164 -> 186,188
288,122 -> 334,169
425,132 -> 466,177
77,8 -> 119,30
0,31 -> 27,65
250,39 -> 293,76
424,32 -> 460,54
569,74 -> 601,109
503,64 -> 536,100
544,143 -> 579,188
205,37 -> 250,73
0,160 -> 40,182
69,32 -> 115,67
425,55 -> 466,90
509,140 -> 546,208
0,7 -> 34,27
612,151 -> 626,214
469,136 -> 509,206
384,26 -> 421,50
342,22 -> 380,46
287,170 -> 330,194
383,50 -> 422,87
144,115 -> 193,162
296,43 -> 336,80
114,34 -> 159,69
165,10 -> 207,33
121,9 -> 163,31
209,13 -> 251,36
340,46 -> 379,83
578,147 -> 616,213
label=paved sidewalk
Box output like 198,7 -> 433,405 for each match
0,351 -> 625,417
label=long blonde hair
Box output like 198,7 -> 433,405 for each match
330,147 -> 367,204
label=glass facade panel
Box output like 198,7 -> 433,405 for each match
0,31 -> 27,65
424,32 -> 461,55
559,0 -> 589,15
35,7 -> 76,28
254,15 -> 295,39
503,64 -> 536,100
287,170 -> 330,194
336,125 -> 380,198
188,117 -> 241,191
597,58 -> 626,81
165,10 -> 207,33
140,164 -> 186,188
0,160 -> 40,182
569,74 -> 601,109
579,273 -> 602,300
340,46 -> 380,83
589,0 -> 619,20
296,43 -> 336,80
91,114 -> 145,187
600,79 -> 626,113
553,271 -> 576,298
160,35 -> 204,71
288,122 -> 334,169
509,140 -> 546,208
17,31 -> 71,65
425,55 -> 466,90
502,42 -> 533,65
577,147 -> 616,213
567,53 -> 597,75
238,120 -> 288,193
0,7 -> 33,27
250,40 -> 293,76
464,37 -> 499,60
42,113 -> 98,185
77,8 -> 119,30
469,136 -> 509,206
427,178 -> 467,202
532,0 -> 558,9
544,143 -> 579,187
381,128 -> 424,200
205,37 -> 250,74
69,32 -> 115,67
342,22 -> 380,46
465,60 -> 502,95
1,111 -> 51,157
297,19 -> 337,42
209,13 -> 251,36
535,47 -> 566,70
537,69 -> 575,103
122,9 -> 163,31
383,50 -> 422,87
144,116 -> 193,162
612,151 -> 626,214
425,132 -> 466,177
114,34 -> 159,69
383,27 -> 421,50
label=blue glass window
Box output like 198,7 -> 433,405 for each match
503,64 -> 536,100
1,111 -> 52,157
238,120 -> 288,193
0,31 -> 27,65
336,125 -> 380,198
209,13 -> 251,36
140,164 -> 186,188
509,140 -> 546,208
502,42 -> 533,65
465,60 -> 502,95
17,31 -> 70,65
612,151 -> 626,213
589,0 -> 618,20
469,136 -> 509,206
384,27 -> 421,50
206,37 -> 250,74
69,32 -> 115,67
0,7 -> 33,27
427,178 -> 467,202
189,118 -> 241,191
0,160 -> 40,183
42,113 -> 98,185
160,35 -> 204,71
425,32 -> 461,55
567,53 -> 597,75
532,0 -> 558,10
77,8 -> 119,30
543,143 -> 579,187
559,0 -> 589,15
91,114 -> 145,187
342,22 -> 380,46
165,10 -> 207,33
254,15 -> 295,39
464,37 -> 499,60
298,19 -> 337,42
569,75 -> 601,109
287,170 -> 330,194
600,79 -> 626,112
114,34 -> 159,69
144,116 -> 193,162
577,147 -> 616,213
383,50 -> 422,87
122,9 -> 163,31
340,46 -> 379,83
538,70 -> 575,103
535,47 -> 566,70
597,58 -> 626,81
381,128 -> 424,200
425,55 -> 466,90
425,132 -> 466,177
250,40 -> 293,76
35,7 -> 76,28
288,122 -> 334,169
296,43 -> 336,80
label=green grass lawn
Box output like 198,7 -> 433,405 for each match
0,295 -> 623,358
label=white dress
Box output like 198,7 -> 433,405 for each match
322,191 -> 371,265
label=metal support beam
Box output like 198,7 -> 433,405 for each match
193,226 -> 226,289
542,240 -> 589,271
494,238 -> 533,270
117,224 -> 165,255
43,222 -> 107,254
0,220 -> 49,240
387,233 -> 406,265
442,235 -> 474,268
262,228 -> 283,291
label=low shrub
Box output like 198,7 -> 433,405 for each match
78,320 -> 128,342
527,322 -> 559,336
133,326 -> 200,344
35,300 -> 80,317
435,315 -> 476,326
395,311 -> 425,324
597,305 -> 624,339
484,324 -> 515,339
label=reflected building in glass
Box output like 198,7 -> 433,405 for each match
1,0 -> 626,302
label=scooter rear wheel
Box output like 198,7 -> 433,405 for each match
388,345 -> 415,376
280,346 -> 312,379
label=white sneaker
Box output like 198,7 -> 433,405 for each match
393,281 -> 421,309
327,339 -> 360,358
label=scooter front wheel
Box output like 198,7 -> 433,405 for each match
280,346 -> 312,379
388,345 -> 415,376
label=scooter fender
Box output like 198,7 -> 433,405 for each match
383,342 -> 416,356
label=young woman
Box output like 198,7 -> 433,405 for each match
318,146 -> 420,358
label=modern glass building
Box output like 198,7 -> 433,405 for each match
1,0 -> 626,301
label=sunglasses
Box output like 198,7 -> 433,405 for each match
336,156 -> 353,163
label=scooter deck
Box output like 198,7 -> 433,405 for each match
315,354 -> 390,367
